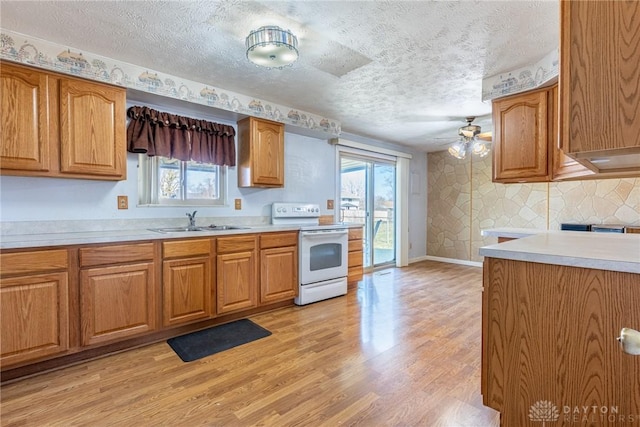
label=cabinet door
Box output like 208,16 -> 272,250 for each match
238,117 -> 284,188
163,257 -> 212,326
59,78 -> 126,179
216,251 -> 257,314
260,246 -> 297,304
483,259 -> 640,425
252,119 -> 284,186
1,272 -> 69,366
80,262 -> 155,346
0,62 -> 51,172
492,89 -> 550,182
561,0 -> 640,155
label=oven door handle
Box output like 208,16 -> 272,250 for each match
300,230 -> 349,237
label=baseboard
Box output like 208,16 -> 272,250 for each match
420,255 -> 483,268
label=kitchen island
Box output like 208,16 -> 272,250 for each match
480,232 -> 640,426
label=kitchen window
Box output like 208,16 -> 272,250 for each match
138,155 -> 227,206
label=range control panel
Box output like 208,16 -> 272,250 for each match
272,202 -> 320,219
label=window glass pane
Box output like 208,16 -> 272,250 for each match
158,158 -> 181,200
186,161 -> 219,200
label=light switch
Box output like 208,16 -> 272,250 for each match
235,199 -> 242,210
327,199 -> 334,210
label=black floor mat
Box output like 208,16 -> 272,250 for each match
167,319 -> 272,362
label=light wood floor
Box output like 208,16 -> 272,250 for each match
0,261 -> 499,427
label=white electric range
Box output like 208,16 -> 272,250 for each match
272,203 -> 350,305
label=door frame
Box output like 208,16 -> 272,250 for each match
334,141 -> 411,268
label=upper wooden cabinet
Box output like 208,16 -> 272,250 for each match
492,87 -> 552,182
0,62 -> 51,172
492,85 -> 593,183
237,117 -> 284,188
1,61 -> 126,180
559,0 -> 640,176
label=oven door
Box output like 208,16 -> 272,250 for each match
299,229 -> 349,285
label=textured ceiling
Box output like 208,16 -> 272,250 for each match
0,0 -> 559,151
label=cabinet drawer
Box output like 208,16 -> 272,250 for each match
348,227 -> 363,240
80,243 -> 154,267
163,239 -> 211,258
348,239 -> 362,252
0,249 -> 68,276
348,265 -> 364,283
217,235 -> 257,253
260,232 -> 298,249
349,250 -> 364,267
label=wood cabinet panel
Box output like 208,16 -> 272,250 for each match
162,239 -> 211,259
0,62 -> 51,172
347,226 -> 364,285
162,257 -> 212,326
0,272 -> 69,366
216,251 -> 257,314
348,250 -> 363,268
80,262 -> 156,346
0,249 -> 68,276
561,0 -> 640,156
59,78 -> 126,178
79,243 -> 154,267
549,84 -> 594,181
237,117 -> 284,188
260,231 -> 298,249
348,228 -> 363,240
482,258 -> 640,425
260,246 -> 297,304
492,89 -> 550,182
0,61 -> 126,181
217,235 -> 257,254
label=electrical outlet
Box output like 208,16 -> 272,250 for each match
117,195 -> 128,210
327,199 -> 334,210
234,199 -> 242,210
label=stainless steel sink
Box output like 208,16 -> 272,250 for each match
149,225 -> 250,233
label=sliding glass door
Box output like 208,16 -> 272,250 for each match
339,154 -> 396,268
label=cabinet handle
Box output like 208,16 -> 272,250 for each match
617,328 -> 640,355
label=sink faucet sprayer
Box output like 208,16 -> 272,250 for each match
186,211 -> 197,230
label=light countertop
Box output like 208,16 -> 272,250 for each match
0,225 -> 298,250
479,231 -> 640,274
0,223 -> 364,250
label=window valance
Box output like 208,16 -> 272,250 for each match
126,106 -> 236,166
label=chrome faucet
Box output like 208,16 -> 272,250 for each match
186,211 -> 198,230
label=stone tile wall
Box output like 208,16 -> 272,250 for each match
427,151 -> 640,262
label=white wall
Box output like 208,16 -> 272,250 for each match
0,132 -> 336,221
0,105 -> 428,259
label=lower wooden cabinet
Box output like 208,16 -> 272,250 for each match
216,235 -> 258,315
348,227 -> 364,285
162,239 -> 213,327
260,232 -> 298,304
79,244 -> 156,346
0,249 -> 69,367
482,258 -> 640,425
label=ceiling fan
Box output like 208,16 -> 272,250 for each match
448,116 -> 491,160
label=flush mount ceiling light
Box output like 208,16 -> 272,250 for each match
246,26 -> 299,69
448,117 -> 491,160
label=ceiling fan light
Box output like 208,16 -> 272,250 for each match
471,139 -> 491,158
448,140 -> 467,160
246,26 -> 299,69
